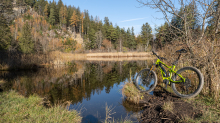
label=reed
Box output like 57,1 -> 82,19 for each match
121,82 -> 143,104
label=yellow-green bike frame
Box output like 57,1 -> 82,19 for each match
150,59 -> 186,84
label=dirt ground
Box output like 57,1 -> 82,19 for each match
139,87 -> 203,123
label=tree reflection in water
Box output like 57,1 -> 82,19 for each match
1,60 -> 151,121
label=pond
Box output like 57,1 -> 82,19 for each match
1,60 -> 153,122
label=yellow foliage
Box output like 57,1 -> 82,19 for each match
70,11 -> 79,26
63,38 -> 66,43
59,4 -> 67,21
75,43 -> 82,50
9,25 -> 14,34
80,12 -> 84,33
44,4 -> 48,17
16,32 -> 22,41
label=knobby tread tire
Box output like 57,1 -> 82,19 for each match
171,67 -> 204,98
135,68 -> 157,93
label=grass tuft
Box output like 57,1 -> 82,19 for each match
121,82 -> 143,104
162,101 -> 174,113
0,90 -> 82,123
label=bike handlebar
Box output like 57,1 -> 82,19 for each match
152,51 -> 167,60
152,49 -> 187,65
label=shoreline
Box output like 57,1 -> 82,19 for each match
0,51 -> 155,70
54,51 -> 154,63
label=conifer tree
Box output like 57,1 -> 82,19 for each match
0,0 -> 13,50
25,0 -> 35,7
141,22 -> 152,51
0,15 -> 12,50
130,27 -> 136,49
49,8 -> 56,25
19,22 -> 34,53
59,4 -> 67,27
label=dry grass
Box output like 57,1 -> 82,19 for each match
86,52 -> 152,57
54,51 -> 153,63
0,51 -> 154,70
0,90 -> 82,123
121,82 -> 143,104
158,40 -> 220,101
104,102 -> 133,123
180,96 -> 220,122
105,102 -> 116,123
162,101 -> 174,113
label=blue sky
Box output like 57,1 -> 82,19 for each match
52,0 -> 166,35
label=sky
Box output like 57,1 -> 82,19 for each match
52,0 -> 166,35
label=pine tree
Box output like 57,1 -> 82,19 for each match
206,1 -> 219,39
170,3 -> 199,40
129,27 -> 136,49
57,0 -> 63,13
19,22 -> 34,53
155,22 -> 169,48
88,28 -> 96,49
49,8 -> 56,25
34,0 -> 46,15
25,0 -> 35,7
50,0 -> 59,24
0,15 -> 12,50
83,10 -> 90,35
141,23 -> 152,51
0,0 -> 13,50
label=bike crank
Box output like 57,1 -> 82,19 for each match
163,79 -> 169,89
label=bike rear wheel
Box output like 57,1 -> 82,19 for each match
135,68 -> 157,93
171,67 -> 204,98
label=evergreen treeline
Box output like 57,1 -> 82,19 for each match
0,0 -> 153,53
1,0 -> 218,54
154,2 -> 219,49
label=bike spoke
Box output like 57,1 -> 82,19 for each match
174,69 -> 200,96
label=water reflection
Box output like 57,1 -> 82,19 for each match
1,60 -> 151,122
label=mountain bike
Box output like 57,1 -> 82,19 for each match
135,49 -> 204,98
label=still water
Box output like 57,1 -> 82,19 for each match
1,60 -> 152,122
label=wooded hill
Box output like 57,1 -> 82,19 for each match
0,0 -> 153,53
0,0 -> 219,54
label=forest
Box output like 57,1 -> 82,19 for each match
0,0 -> 153,53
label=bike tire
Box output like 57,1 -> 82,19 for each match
171,67 -> 204,98
135,68 -> 157,93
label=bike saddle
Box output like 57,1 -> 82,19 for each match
176,49 -> 187,53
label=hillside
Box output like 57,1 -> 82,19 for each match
10,8 -> 84,53
1,0 -> 155,54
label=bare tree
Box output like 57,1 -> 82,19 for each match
137,0 -> 220,99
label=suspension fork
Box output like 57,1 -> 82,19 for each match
150,64 -> 156,71
146,64 -> 156,77
143,64 -> 156,82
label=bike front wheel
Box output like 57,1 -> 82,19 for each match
135,68 -> 157,93
171,67 -> 204,98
